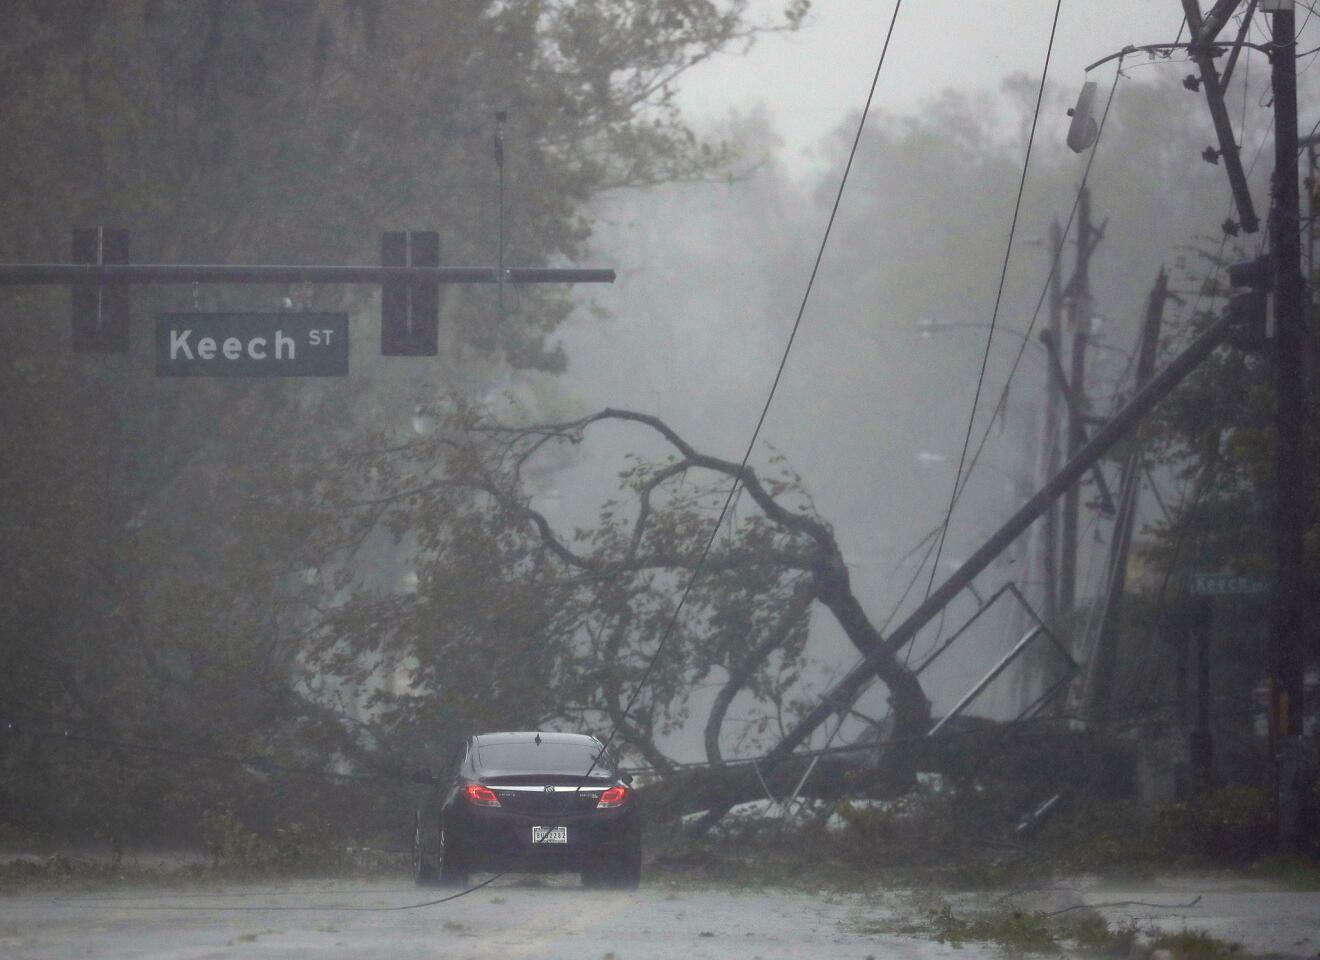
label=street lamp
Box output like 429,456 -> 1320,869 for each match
412,404 -> 437,435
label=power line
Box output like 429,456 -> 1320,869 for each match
882,53 -> 1120,676
590,0 -> 909,776
767,7 -> 1269,786
616,697 -> 1265,777
923,0 -> 1066,608
939,63 -> 1123,544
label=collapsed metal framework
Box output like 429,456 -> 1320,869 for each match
921,582 -> 1077,738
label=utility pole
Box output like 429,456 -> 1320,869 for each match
1060,188 -> 1100,615
1304,134 -> 1319,304
1088,268 -> 1169,723
1041,218 -> 1064,630
1267,0 -> 1307,851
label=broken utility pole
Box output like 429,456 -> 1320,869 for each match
1180,0 -> 1260,234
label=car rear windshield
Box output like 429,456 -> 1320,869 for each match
474,741 -> 613,776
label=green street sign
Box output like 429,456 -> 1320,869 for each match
1190,572 -> 1271,596
156,312 -> 347,377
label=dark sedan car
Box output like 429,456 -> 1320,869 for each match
413,731 -> 641,889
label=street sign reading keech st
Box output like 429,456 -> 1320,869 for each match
1189,572 -> 1271,596
156,313 -> 348,377
0,226 -> 617,366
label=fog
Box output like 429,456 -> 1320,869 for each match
2,0 -> 1313,877
546,60 -> 1289,756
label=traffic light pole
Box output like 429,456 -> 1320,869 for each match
0,242 -> 615,356
0,263 -> 615,285
1267,0 -> 1308,850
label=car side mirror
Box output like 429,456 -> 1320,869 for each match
620,772 -> 634,786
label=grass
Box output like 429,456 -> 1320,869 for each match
849,891 -> 1263,960
1149,930 -> 1246,960
929,906 -> 1061,953
855,897 -> 1148,957
1250,855 -> 1320,891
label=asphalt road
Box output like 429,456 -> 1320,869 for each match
0,875 -> 950,960
4,872 -> 1316,959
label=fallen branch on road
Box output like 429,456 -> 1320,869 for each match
1042,895 -> 1203,916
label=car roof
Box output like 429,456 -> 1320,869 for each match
472,731 -> 602,747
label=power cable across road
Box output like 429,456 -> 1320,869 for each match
897,55 -> 1124,649
923,0 -> 1066,611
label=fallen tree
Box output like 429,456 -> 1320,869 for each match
632,718 -> 1136,824
314,401 -> 932,816
468,407 -> 932,755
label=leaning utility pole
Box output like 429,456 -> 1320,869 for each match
746,311 -> 1236,787
1266,0 -> 1307,850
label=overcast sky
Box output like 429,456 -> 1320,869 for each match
676,0 -> 1283,173
465,0 -> 1315,757
552,0 -> 1320,756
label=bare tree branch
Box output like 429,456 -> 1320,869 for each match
704,581 -> 815,767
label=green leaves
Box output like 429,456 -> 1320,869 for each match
0,0 -> 805,846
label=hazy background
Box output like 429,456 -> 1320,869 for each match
4,0 -> 1312,785
531,0 -> 1318,758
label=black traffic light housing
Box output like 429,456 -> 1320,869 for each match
72,227 -> 130,352
381,231 -> 442,356
1226,254 -> 1272,351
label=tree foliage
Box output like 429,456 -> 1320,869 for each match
310,400 -> 928,797
0,0 -> 798,847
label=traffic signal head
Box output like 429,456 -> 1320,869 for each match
1227,254 -> 1272,291
381,230 -> 442,356
72,227 -> 130,352
1225,254 -> 1272,351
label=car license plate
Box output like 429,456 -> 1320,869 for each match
531,826 -> 568,844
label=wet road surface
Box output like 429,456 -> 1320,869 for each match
0,875 -> 948,960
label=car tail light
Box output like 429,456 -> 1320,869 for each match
463,784 -> 501,807
596,786 -> 629,808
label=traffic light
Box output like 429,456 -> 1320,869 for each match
72,227 -> 130,352
1226,254 -> 1271,351
381,230 -> 441,356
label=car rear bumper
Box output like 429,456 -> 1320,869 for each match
450,805 -> 638,871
